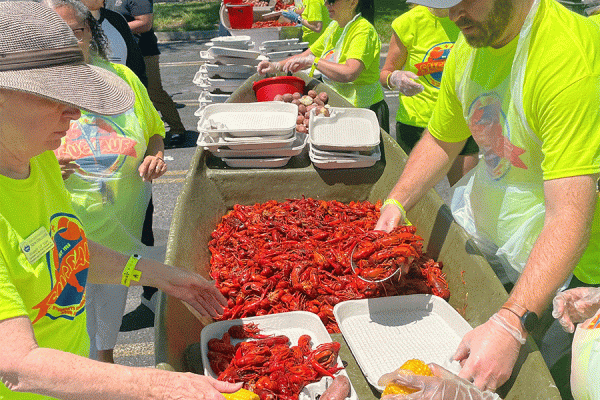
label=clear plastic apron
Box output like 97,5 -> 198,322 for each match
316,13 -> 381,107
571,310 -> 600,399
450,0 -> 548,284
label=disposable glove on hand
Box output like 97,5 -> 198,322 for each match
282,10 -> 301,23
553,287 -> 600,333
282,54 -> 315,73
374,201 -> 408,232
380,364 -> 502,400
389,70 -> 424,96
257,60 -> 280,75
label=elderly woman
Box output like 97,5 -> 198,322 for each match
0,2 -> 241,399
257,0 -> 389,133
45,0 -> 165,364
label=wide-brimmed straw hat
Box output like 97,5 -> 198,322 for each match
407,0 -> 461,8
0,1 -> 134,115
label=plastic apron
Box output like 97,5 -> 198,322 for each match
571,310 -> 600,399
315,13 -> 381,108
450,0 -> 548,285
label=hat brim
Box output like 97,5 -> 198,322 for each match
407,0 -> 461,8
0,63 -> 134,116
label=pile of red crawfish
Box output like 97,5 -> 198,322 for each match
209,323 -> 343,400
209,198 -> 450,333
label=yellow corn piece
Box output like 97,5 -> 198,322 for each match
382,359 -> 433,396
222,389 -> 260,400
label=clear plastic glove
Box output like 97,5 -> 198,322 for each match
282,10 -> 301,23
379,363 -> 502,400
553,287 -> 600,333
282,54 -> 315,74
453,313 -> 523,392
257,59 -> 280,75
389,70 -> 424,96
374,201 -> 407,232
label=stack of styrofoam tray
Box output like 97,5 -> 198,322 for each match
193,75 -> 248,94
194,91 -> 230,117
260,38 -> 309,62
201,311 -> 358,400
308,107 -> 381,169
198,63 -> 256,79
207,35 -> 253,49
200,50 -> 267,66
333,294 -> 471,391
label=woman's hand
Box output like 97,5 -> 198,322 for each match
156,370 -> 243,400
379,363 -> 502,400
56,155 -> 80,180
257,60 -> 280,75
553,287 -> 600,333
282,54 -> 315,74
138,155 -> 167,182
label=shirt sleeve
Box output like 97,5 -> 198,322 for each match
304,0 -> 323,22
128,0 -> 153,17
0,254 -> 28,322
343,22 -> 379,69
391,10 -> 415,50
427,40 -> 472,142
309,22 -> 331,56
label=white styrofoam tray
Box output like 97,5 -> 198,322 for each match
222,156 -> 291,168
333,294 -> 472,391
198,91 -> 230,104
194,76 -> 250,92
197,102 -> 298,137
211,35 -> 251,45
201,311 -> 358,400
261,41 -> 308,53
308,107 -> 380,152
206,41 -> 255,50
199,64 -> 255,79
210,132 -> 307,157
197,131 -> 296,150
310,144 -> 381,161
221,130 -> 294,142
309,150 -> 379,169
262,38 -> 299,47
200,51 -> 267,66
266,48 -> 304,61
208,46 -> 261,60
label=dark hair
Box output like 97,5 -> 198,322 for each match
41,0 -> 109,59
357,0 -> 374,24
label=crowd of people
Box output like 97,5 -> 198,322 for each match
1,0 -> 600,399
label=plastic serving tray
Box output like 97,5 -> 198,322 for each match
197,102 -> 298,137
208,46 -> 261,59
266,48 -> 304,61
261,41 -> 308,53
200,51 -> 267,66
197,131 -> 296,150
194,76 -> 250,93
309,107 -> 380,151
210,132 -> 307,157
201,311 -> 358,400
309,149 -> 379,169
222,156 -> 291,168
199,64 -> 256,79
310,144 -> 380,161
333,294 -> 472,391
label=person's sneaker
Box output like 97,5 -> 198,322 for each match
119,303 -> 155,332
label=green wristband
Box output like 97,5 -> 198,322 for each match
383,198 -> 412,226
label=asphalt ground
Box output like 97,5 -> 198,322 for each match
112,38 -> 452,368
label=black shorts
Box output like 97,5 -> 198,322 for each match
396,121 -> 479,156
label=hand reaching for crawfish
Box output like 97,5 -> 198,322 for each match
375,200 -> 408,233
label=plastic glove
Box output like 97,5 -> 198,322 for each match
282,54 -> 315,74
282,10 -> 301,23
257,59 -> 280,75
453,313 -> 523,392
553,287 -> 600,333
379,363 -> 502,400
388,70 -> 424,96
374,201 -> 408,233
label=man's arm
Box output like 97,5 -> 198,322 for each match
455,173 -> 599,391
128,13 -> 152,34
375,130 -> 466,231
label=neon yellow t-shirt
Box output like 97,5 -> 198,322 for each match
0,151 -> 89,400
54,61 -> 165,256
590,14 -> 600,24
429,0 -> 600,283
391,6 -> 459,127
301,0 -> 330,46
310,16 -> 384,107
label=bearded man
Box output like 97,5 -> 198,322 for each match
375,0 -> 600,399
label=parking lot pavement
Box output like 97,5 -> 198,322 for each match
112,38 -> 451,368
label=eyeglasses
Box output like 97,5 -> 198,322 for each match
71,27 -> 85,42
325,0 -> 338,5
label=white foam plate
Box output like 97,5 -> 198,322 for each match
262,38 -> 299,47
199,64 -> 255,79
201,311 -> 358,400
310,144 -> 381,161
197,102 -> 297,137
221,130 -> 294,141
222,156 -> 291,168
194,76 -> 250,92
197,131 -> 296,150
206,41 -> 254,50
309,107 -> 380,152
208,46 -> 261,59
200,51 -> 267,66
211,132 -> 307,157
333,294 -> 472,391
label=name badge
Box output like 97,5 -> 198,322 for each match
20,227 -> 55,265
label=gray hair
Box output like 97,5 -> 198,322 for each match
41,0 -> 108,59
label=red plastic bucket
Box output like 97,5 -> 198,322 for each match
222,0 -> 242,4
227,4 -> 253,29
252,76 -> 306,101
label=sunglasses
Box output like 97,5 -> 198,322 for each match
325,0 -> 338,5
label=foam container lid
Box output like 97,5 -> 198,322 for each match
210,132 -> 307,157
333,294 -> 472,391
208,46 -> 261,59
200,51 -> 267,66
308,107 -> 380,152
201,311 -> 358,400
197,131 -> 296,150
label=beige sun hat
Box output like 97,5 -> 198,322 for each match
0,1 -> 134,115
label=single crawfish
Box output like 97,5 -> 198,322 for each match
228,322 -> 271,339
